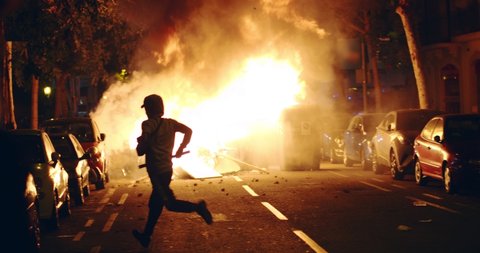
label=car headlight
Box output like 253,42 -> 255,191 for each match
397,134 -> 405,144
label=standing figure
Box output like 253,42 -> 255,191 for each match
132,94 -> 213,248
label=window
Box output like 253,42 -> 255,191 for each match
421,119 -> 438,140
431,119 -> 444,141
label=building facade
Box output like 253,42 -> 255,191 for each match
420,0 -> 480,113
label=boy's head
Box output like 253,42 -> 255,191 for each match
141,94 -> 164,118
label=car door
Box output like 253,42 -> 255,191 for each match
344,116 -> 360,160
375,113 -> 395,166
43,133 -> 69,197
427,119 -> 445,178
416,118 -> 439,176
71,135 -> 90,183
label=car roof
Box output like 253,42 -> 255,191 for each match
42,117 -> 93,125
9,129 -> 44,136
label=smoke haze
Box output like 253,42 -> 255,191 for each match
92,0 -> 342,176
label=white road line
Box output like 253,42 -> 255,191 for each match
293,230 -> 328,253
95,205 -> 105,213
118,193 -> 129,205
422,193 -> 443,200
371,178 -> 384,183
73,231 -> 85,241
99,197 -> 110,204
233,176 -> 243,182
84,219 -> 94,228
359,181 -> 392,192
261,202 -> 288,220
102,213 -> 119,232
391,184 -> 407,189
242,185 -> 259,197
90,246 -> 101,253
406,196 -> 460,214
328,171 -> 349,178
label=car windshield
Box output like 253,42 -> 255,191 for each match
396,111 -> 440,131
445,117 -> 480,140
50,137 -> 76,159
363,115 -> 385,132
44,122 -> 93,142
12,135 -> 46,163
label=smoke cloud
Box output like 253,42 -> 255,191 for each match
92,0 -> 341,177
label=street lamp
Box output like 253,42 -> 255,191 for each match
43,86 -> 52,98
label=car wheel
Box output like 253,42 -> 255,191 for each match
343,149 -> 353,167
390,151 -> 404,180
372,148 -> 383,174
444,166 -> 456,194
415,160 -> 427,186
73,178 -> 85,206
44,200 -> 59,231
361,151 -> 370,171
96,177 -> 106,190
59,190 -> 71,217
29,200 -> 41,252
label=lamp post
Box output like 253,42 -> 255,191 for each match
43,86 -> 51,98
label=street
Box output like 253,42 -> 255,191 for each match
40,162 -> 480,253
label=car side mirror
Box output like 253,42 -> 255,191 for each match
100,133 -> 106,141
433,135 -> 442,143
51,152 -> 61,163
387,124 -> 393,131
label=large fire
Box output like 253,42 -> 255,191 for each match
126,54 -> 306,178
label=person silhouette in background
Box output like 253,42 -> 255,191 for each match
132,94 -> 213,248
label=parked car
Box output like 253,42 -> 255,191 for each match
343,112 -> 385,169
9,129 -> 71,230
413,114 -> 480,193
320,113 -> 352,164
41,117 -> 108,189
371,109 -> 443,179
1,130 -> 41,252
49,134 -> 91,205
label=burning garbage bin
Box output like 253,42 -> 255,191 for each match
281,105 -> 322,170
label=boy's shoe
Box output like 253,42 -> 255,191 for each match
132,229 -> 151,248
197,200 -> 213,225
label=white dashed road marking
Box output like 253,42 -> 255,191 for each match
90,246 -> 101,253
233,176 -> 243,182
371,178 -> 384,183
261,202 -> 288,220
391,184 -> 406,189
84,219 -> 94,228
73,231 -> 85,241
242,185 -> 259,197
95,205 -> 105,213
293,230 -> 328,253
118,193 -> 129,205
360,181 -> 392,192
328,171 -> 349,178
102,213 -> 119,232
422,193 -> 442,200
406,196 -> 460,214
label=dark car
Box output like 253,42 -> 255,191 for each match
1,130 -> 41,252
413,114 -> 480,193
41,117 -> 108,189
9,129 -> 71,230
343,112 -> 385,169
319,113 -> 352,164
49,134 -> 91,205
371,109 -> 444,179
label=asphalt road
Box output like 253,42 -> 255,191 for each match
39,162 -> 480,253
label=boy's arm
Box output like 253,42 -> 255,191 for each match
174,121 -> 192,158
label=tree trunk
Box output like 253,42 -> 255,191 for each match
396,2 -> 429,109
362,11 -> 382,113
0,20 -> 16,129
31,75 -> 39,129
55,73 -> 69,117
365,35 -> 382,112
